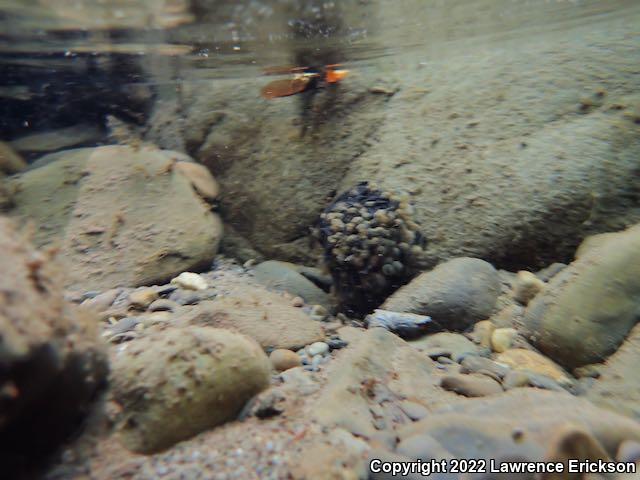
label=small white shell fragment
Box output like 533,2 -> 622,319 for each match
170,272 -> 208,291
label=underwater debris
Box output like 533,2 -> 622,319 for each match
261,64 -> 349,99
313,181 -> 427,316
366,309 -> 435,339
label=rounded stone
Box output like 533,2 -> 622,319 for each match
491,328 -> 519,353
270,349 -> 302,372
440,374 -> 503,397
511,270 -> 545,305
306,341 -> 330,357
524,224 -> 640,368
170,271 -> 208,291
128,288 -> 159,309
111,326 -> 270,453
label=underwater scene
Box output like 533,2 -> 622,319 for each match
0,0 -> 639,479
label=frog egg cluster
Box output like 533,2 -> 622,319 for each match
314,181 -> 426,316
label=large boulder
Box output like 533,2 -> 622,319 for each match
146,2 -> 640,269
8,145 -> 223,290
382,257 -> 500,331
111,326 -> 271,453
0,217 -> 108,474
523,224 -> 640,369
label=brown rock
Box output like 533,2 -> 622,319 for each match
270,349 -> 302,372
0,217 -> 107,473
128,288 -> 159,309
174,161 -> 220,201
496,348 -> 569,383
440,374 -> 503,397
8,146 -> 223,290
511,270 -> 545,305
176,286 -> 324,350
0,141 -> 27,174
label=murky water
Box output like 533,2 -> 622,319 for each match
1,0 -> 637,139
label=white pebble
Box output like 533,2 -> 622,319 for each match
170,272 -> 208,291
306,341 -> 329,357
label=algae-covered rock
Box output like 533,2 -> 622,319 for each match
382,257 -> 500,331
523,224 -> 640,369
0,217 -> 108,473
8,145 -> 222,290
111,326 -> 271,453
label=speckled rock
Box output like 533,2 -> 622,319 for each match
7,145 -> 222,291
523,224 -> 640,369
382,257 -> 500,331
252,260 -> 332,311
0,217 -> 108,473
269,349 -> 302,372
312,328 -> 456,437
111,326 -> 270,453
495,348 -> 570,384
176,286 -> 325,350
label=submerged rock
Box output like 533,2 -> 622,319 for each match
584,323 -> 640,420
8,145 -> 222,290
252,260 -> 332,310
396,389 -> 640,467
111,326 -> 270,453
176,286 -> 325,350
383,257 -> 500,331
523,224 -> 640,369
0,217 -> 108,473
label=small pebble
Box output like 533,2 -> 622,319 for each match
81,289 -> 119,312
502,370 -> 531,390
269,349 -> 302,372
398,400 -> 429,421
291,296 -> 304,307
440,374 -> 503,397
128,288 -> 159,309
490,328 -> 518,353
306,341 -> 329,357
617,440 -> 640,463
170,272 -> 208,291
470,320 -> 495,348
512,270 -> 545,305
148,299 -> 179,312
108,316 -> 140,335
326,338 -> 348,350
